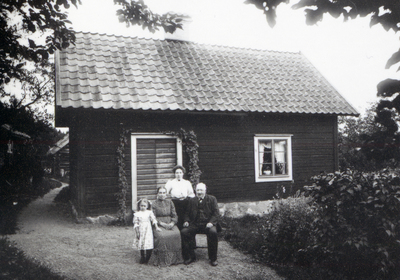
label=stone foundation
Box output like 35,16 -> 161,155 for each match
81,200 -> 277,225
218,200 -> 275,218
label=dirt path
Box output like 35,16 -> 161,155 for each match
8,184 -> 284,280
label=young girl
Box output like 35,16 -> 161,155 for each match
133,198 -> 161,264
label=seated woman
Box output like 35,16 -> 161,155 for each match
148,186 -> 183,266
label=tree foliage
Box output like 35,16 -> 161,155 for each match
0,101 -> 64,199
304,169 -> 400,279
1,0 -> 184,111
338,104 -> 398,171
245,0 -> 400,31
114,0 -> 185,34
0,0 -> 78,89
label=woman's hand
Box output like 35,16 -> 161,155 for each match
165,222 -> 174,230
155,225 -> 162,232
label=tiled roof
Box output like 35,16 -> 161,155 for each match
1,124 -> 31,139
47,133 -> 69,155
55,32 -> 358,116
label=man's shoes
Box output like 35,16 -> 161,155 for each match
210,260 -> 218,266
184,258 -> 196,265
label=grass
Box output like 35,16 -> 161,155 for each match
0,237 -> 66,280
0,177 -> 67,280
0,176 -> 61,235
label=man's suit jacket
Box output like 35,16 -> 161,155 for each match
184,194 -> 220,225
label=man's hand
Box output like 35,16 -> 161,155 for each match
183,222 -> 189,228
206,223 -> 213,228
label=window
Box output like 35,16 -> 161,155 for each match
254,135 -> 293,182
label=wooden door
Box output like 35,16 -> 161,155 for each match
131,135 -> 182,209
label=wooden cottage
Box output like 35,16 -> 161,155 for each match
55,32 -> 358,217
46,133 -> 70,178
0,124 -> 31,169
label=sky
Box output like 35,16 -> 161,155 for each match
65,0 -> 400,115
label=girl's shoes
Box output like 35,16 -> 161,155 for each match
144,249 -> 152,263
140,250 -> 146,264
139,249 -> 152,264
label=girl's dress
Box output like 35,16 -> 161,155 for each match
148,199 -> 184,266
133,210 -> 157,250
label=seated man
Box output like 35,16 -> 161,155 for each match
181,183 -> 220,266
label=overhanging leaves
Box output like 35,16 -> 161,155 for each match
385,49 -> 400,69
114,0 -> 185,33
377,79 -> 400,97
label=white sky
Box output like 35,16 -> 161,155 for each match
66,0 -> 400,115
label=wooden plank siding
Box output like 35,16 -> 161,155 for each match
136,138 -> 177,202
65,109 -> 338,216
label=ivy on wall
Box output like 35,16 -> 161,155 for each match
170,128 -> 202,187
116,129 -> 130,223
116,128 -> 201,223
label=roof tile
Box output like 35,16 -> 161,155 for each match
56,32 -> 358,116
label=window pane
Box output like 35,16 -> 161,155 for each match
259,140 -> 272,175
274,140 -> 287,175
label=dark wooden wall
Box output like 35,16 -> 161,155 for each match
62,108 -> 337,216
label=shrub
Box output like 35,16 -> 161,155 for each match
53,185 -> 71,204
260,195 -> 316,265
223,194 -> 316,265
304,169 -> 400,279
223,215 -> 265,257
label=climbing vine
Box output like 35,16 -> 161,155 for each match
116,128 -> 201,223
170,128 -> 202,187
116,129 -> 131,223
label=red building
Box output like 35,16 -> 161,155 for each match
55,32 -> 358,217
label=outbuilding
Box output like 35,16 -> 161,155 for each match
55,32 -> 358,217
46,133 -> 70,178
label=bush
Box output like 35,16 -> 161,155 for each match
53,185 -> 71,204
223,194 -> 315,265
304,169 -> 400,279
260,195 -> 316,265
0,197 -> 31,235
0,155 -> 48,200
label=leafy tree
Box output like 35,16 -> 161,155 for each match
337,104 -> 398,171
1,0 -> 183,110
114,0 -> 185,33
0,0 -> 78,89
0,100 -> 64,198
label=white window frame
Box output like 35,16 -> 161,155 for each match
254,134 -> 293,183
131,134 -> 182,209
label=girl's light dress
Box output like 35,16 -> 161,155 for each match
133,210 -> 157,250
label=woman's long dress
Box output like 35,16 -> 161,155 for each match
148,199 -> 183,266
